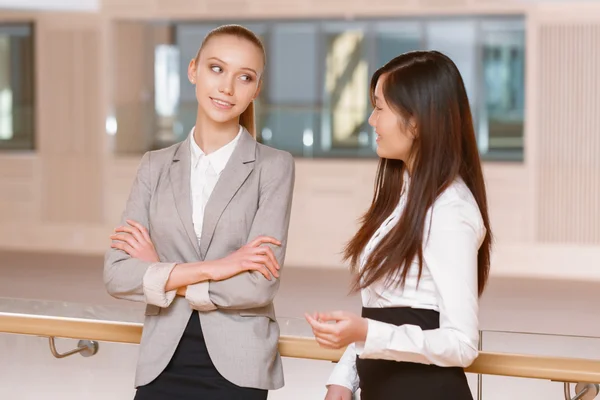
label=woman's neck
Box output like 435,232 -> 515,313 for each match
193,114 -> 240,155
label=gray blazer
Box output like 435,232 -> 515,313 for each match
104,129 -> 295,390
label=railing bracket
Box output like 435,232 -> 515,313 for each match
48,337 -> 99,359
564,382 -> 600,400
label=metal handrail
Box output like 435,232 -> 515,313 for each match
2,312 -> 600,384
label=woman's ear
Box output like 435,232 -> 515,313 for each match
188,58 -> 197,85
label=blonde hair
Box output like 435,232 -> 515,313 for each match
195,24 -> 266,138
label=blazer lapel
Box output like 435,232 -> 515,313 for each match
199,129 -> 256,259
169,136 -> 202,259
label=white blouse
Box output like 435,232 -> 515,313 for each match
189,126 -> 242,243
327,173 -> 486,393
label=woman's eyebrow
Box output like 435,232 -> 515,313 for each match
207,57 -> 257,76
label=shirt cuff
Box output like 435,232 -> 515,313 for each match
185,282 -> 217,312
359,318 -> 395,359
326,365 -> 359,393
142,262 -> 177,308
354,341 -> 365,357
360,318 -> 432,365
326,345 -> 360,393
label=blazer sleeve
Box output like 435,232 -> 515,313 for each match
185,151 -> 295,311
103,151 -> 177,305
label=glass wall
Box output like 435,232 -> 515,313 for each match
0,24 -> 35,151
479,20 -> 526,160
112,17 -> 525,160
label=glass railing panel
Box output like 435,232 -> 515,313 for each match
0,300 -> 336,400
480,329 -> 600,399
0,332 -> 138,400
4,298 -> 600,400
0,296 -> 143,323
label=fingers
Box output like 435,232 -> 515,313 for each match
306,314 -> 343,349
126,219 -> 151,243
246,238 -> 281,278
305,313 -> 323,327
250,255 -> 279,278
314,336 -> 341,349
316,311 -> 348,323
110,233 -> 140,250
305,313 -> 338,335
113,225 -> 145,245
326,385 -> 353,400
255,246 -> 280,271
110,240 -> 135,256
248,235 -> 281,248
305,313 -> 318,324
245,262 -> 273,281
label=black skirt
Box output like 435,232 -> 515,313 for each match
134,311 -> 268,400
356,307 -> 473,400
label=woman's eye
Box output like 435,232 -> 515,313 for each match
211,65 -> 222,73
240,75 -> 253,82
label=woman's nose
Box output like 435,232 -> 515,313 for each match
368,110 -> 376,128
218,77 -> 234,96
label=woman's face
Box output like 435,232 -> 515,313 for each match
189,35 -> 264,124
368,75 -> 415,164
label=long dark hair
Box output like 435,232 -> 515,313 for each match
344,51 -> 492,296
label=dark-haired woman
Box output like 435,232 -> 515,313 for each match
306,50 -> 493,400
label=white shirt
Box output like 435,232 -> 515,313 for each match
142,126 -> 242,307
327,173 -> 486,393
190,125 -> 242,242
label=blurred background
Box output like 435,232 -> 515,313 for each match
0,0 -> 599,399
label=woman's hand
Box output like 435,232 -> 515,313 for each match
206,235 -> 282,282
324,385 -> 352,400
110,219 -> 159,263
305,311 -> 368,350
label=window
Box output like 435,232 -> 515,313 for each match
322,24 -> 369,152
479,19 -> 525,160
257,23 -> 319,156
111,17 -> 525,160
0,24 -> 34,151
